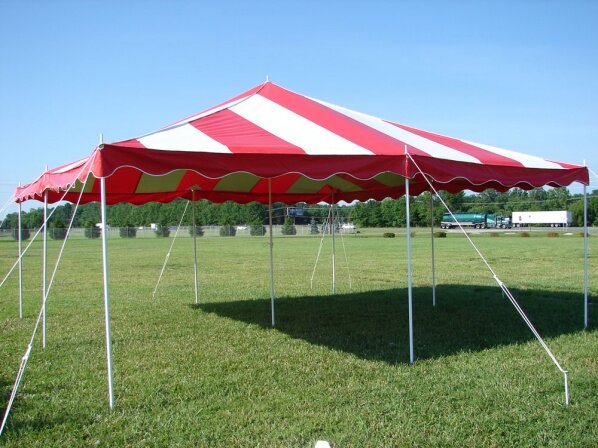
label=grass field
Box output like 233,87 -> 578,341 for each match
0,230 -> 596,446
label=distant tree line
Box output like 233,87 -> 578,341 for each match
351,188 -> 597,228
2,188 -> 597,232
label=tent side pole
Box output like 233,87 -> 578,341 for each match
42,191 -> 47,349
405,178 -> 414,365
18,200 -> 23,319
430,193 -> 436,307
100,177 -> 115,409
583,181 -> 589,329
192,190 -> 198,305
268,179 -> 275,327
331,192 -> 336,295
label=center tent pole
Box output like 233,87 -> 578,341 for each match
268,179 -> 276,327
404,144 -> 415,365
405,177 -> 414,365
42,190 -> 48,349
192,190 -> 199,305
18,200 -> 23,319
430,193 -> 436,307
331,191 -> 336,295
100,176 -> 115,409
583,178 -> 589,329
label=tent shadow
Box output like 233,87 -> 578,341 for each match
195,284 -> 590,364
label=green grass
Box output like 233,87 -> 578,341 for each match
0,231 -> 596,446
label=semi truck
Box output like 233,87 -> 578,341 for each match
511,211 -> 572,227
440,213 -> 512,229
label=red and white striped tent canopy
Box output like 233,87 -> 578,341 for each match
15,81 -> 589,204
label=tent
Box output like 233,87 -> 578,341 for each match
10,81 -> 590,410
15,81 -> 588,205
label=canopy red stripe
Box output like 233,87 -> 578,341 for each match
191,109 -> 306,154
14,81 -> 588,205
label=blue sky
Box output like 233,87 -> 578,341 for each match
1,0 -> 597,216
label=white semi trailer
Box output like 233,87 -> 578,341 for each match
512,211 -> 572,227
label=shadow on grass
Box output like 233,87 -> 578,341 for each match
195,285 -> 592,364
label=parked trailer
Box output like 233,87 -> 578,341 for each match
440,213 -> 511,229
512,210 -> 572,227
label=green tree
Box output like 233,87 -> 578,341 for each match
12,227 -> 30,241
219,224 -> 236,236
218,201 -> 242,226
49,216 -> 67,240
155,224 -> 171,237
309,217 -> 319,234
545,187 -> 570,210
250,224 -> 266,236
84,222 -> 100,239
189,224 -> 204,237
119,219 -> 137,238
281,217 -> 296,235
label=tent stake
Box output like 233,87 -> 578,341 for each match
430,193 -> 436,307
100,176 -> 114,409
268,179 -> 276,326
192,190 -> 199,305
583,175 -> 589,329
18,199 -> 23,319
405,177 -> 414,365
42,190 -> 47,349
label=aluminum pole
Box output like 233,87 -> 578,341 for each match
430,193 -> 436,307
406,178 -> 414,365
42,191 -> 47,349
192,190 -> 199,305
583,181 -> 589,329
268,179 -> 276,327
331,193 -> 336,295
18,201 -> 23,319
100,176 -> 114,409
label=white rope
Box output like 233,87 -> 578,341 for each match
1,152 -> 96,292
0,193 -> 15,215
310,206 -> 333,289
0,195 -> 17,230
406,153 -> 570,405
152,200 -> 189,299
0,189 -> 84,435
0,343 -> 31,436
0,204 -> 65,292
1,157 -> 92,436
0,155 -> 95,288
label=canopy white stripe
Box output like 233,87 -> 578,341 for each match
312,98 -> 482,164
463,140 -> 564,169
138,123 -> 231,153
230,94 -> 375,155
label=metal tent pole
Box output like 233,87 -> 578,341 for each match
192,190 -> 199,305
268,179 -> 276,327
18,200 -> 23,319
331,192 -> 336,295
583,179 -> 589,329
430,193 -> 436,307
405,178 -> 414,365
42,191 -> 47,349
100,176 -> 115,409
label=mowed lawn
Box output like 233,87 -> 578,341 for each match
0,230 -> 596,446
